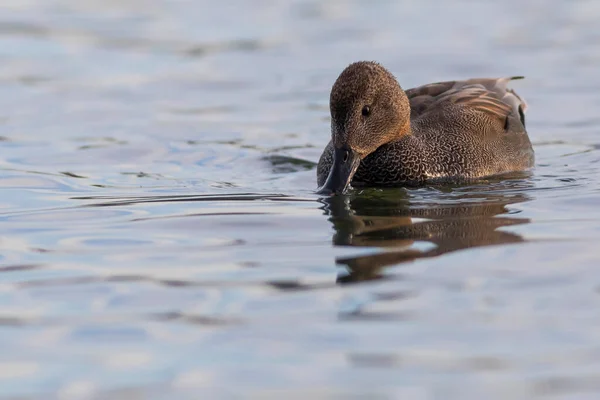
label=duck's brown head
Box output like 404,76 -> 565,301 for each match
318,61 -> 411,195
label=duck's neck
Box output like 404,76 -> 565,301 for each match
396,119 -> 412,138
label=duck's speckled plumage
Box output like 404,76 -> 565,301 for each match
317,62 -> 534,192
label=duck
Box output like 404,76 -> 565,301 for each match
316,61 -> 534,195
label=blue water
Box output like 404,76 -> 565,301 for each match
1,0 -> 600,398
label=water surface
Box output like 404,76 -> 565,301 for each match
1,0 -> 600,398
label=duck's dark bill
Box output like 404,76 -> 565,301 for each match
317,147 -> 361,195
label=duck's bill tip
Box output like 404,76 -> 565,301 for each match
316,147 -> 360,196
316,185 -> 336,196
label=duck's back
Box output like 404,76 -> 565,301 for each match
407,77 -> 527,123
406,77 -> 533,178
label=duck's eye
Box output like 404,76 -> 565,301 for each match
362,105 -> 371,117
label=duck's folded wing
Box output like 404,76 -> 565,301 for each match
406,77 -> 526,128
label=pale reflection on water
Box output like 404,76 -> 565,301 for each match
1,0 -> 600,398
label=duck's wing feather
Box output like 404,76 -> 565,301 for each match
406,77 -> 527,127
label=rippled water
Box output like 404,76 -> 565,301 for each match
2,0 -> 600,398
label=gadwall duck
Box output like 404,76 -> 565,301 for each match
317,61 -> 534,195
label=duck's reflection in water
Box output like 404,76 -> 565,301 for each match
320,186 -> 531,284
